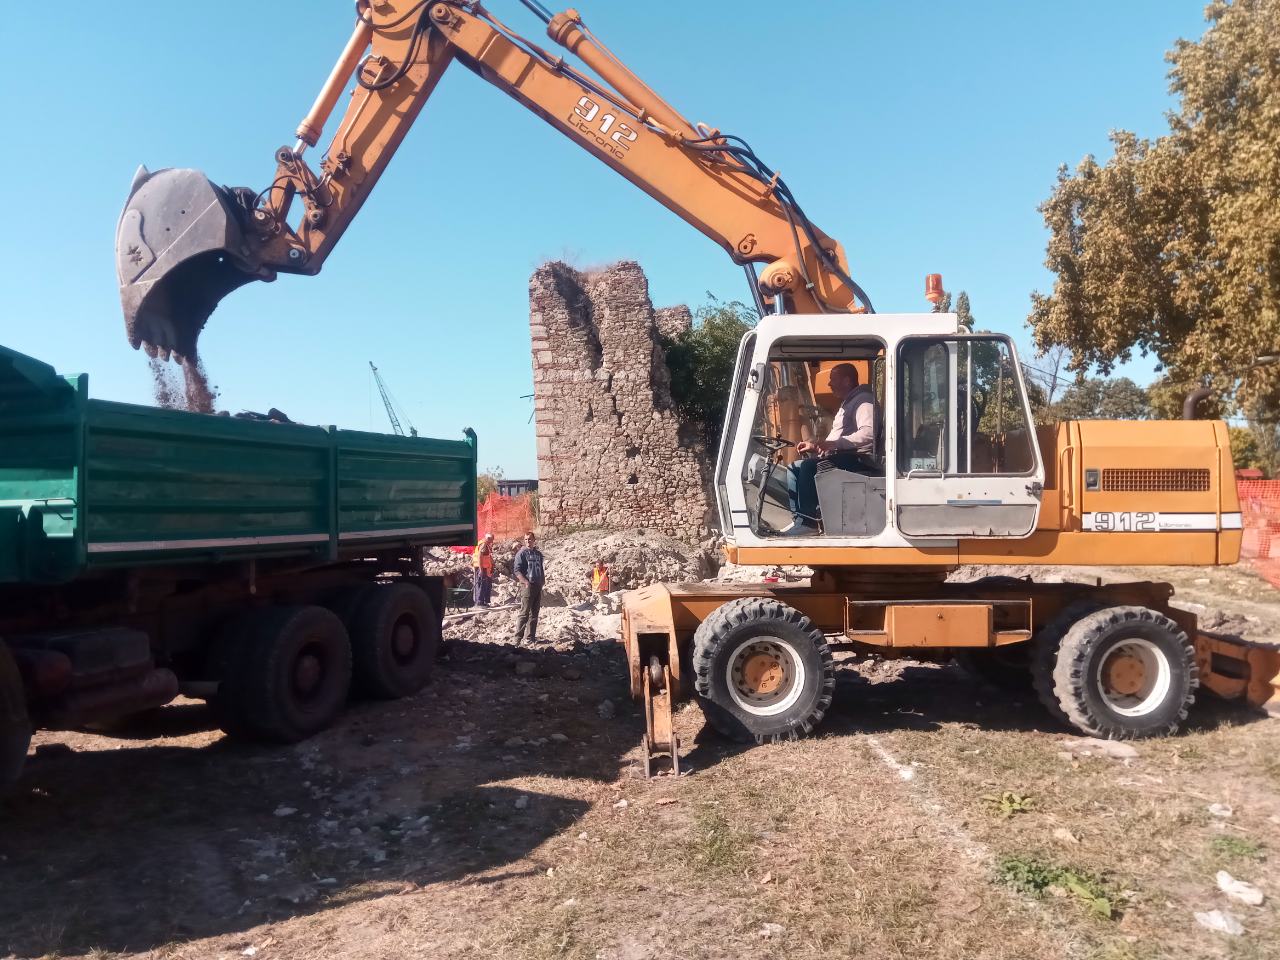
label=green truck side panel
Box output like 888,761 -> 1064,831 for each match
0,345 -> 476,584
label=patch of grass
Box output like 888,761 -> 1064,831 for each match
685,806 -> 753,875
1210,835 -> 1265,862
995,855 -> 1117,919
982,790 -> 1034,818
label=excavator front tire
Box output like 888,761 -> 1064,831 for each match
691,598 -> 834,744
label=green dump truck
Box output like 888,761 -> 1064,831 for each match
0,345 -> 476,789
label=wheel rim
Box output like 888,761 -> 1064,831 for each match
725,637 -> 806,717
292,642 -> 326,701
1094,637 -> 1171,717
391,614 -> 419,663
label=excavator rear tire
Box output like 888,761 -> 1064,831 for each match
1031,600 -> 1103,727
0,642 -> 32,794
691,598 -> 834,744
1048,605 -> 1197,739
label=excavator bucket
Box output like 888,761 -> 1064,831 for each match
115,166 -> 270,361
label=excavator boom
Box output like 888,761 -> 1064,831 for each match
116,1 -> 872,361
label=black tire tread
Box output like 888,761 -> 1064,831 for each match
1030,599 -> 1103,727
1051,605 -> 1197,740
691,597 -> 834,744
350,583 -> 439,700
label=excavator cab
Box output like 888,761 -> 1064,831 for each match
115,166 -> 269,361
717,314 -> 1045,548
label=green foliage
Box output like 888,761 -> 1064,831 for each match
996,856 -> 1116,918
982,791 -> 1035,818
1049,377 -> 1151,421
477,466 -> 504,504
1210,835 -> 1265,862
663,296 -> 759,448
1030,0 -> 1280,418
955,291 -> 975,330
1230,426 -> 1264,473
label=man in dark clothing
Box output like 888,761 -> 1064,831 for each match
513,531 -> 545,644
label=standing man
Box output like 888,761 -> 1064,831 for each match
513,531 -> 545,644
785,362 -> 877,535
472,532 -> 495,607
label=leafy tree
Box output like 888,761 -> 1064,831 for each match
477,466 -> 504,503
931,291 -> 953,314
1051,377 -> 1151,421
663,296 -> 759,447
1230,425 -> 1264,473
954,291 -> 975,330
1029,0 -> 1280,416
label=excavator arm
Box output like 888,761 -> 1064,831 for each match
117,1 -> 873,362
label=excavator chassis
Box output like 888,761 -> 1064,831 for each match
621,576 -> 1280,776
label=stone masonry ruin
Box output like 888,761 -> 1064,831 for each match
529,261 -> 714,538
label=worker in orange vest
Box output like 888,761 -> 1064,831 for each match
591,559 -> 611,594
472,532 -> 495,607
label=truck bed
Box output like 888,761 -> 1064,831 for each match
0,345 -> 476,584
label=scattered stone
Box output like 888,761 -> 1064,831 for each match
598,699 -> 617,720
563,668 -> 583,681
1217,871 -> 1265,906
550,733 -> 570,743
503,736 -> 525,748
1208,803 -> 1234,819
515,661 -> 537,676
758,923 -> 785,939
273,806 -> 297,818
1059,738 -> 1139,761
515,795 -> 530,810
613,798 -> 629,809
758,871 -> 774,884
1195,908 -> 1244,936
1052,827 -> 1080,845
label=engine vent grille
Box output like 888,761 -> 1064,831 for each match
1101,468 -> 1211,492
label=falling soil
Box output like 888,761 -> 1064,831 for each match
149,356 -> 218,413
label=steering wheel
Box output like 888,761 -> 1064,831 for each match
752,434 -> 795,452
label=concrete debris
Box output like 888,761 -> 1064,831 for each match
1217,871 -> 1264,906
1208,803 -> 1234,819
1059,738 -> 1139,761
1195,908 -> 1245,936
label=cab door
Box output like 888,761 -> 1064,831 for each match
893,335 -> 1044,538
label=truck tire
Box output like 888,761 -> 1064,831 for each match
349,583 -> 440,699
0,643 -> 31,794
1046,605 -> 1197,739
214,606 -> 353,743
691,598 -> 834,744
1030,600 -> 1103,727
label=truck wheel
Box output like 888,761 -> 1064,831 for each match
1047,606 -> 1197,739
691,598 -> 834,744
350,583 -> 440,699
216,606 -> 353,743
0,643 -> 31,793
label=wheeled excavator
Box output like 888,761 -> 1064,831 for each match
116,0 -> 1279,775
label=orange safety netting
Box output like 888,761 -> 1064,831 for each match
1237,479 -> 1280,586
476,493 -> 538,541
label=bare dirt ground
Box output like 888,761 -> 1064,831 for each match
3,549 -> 1279,960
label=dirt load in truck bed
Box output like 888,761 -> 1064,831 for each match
3,535 -> 1278,960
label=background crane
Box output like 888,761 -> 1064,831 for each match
369,361 -> 417,437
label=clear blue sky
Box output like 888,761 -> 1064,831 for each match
1,1 -> 1208,476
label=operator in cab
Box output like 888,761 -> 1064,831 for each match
783,363 -> 876,536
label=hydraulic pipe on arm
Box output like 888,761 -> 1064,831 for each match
117,1 -> 873,363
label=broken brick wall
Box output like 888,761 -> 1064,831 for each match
529,261 -> 714,538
